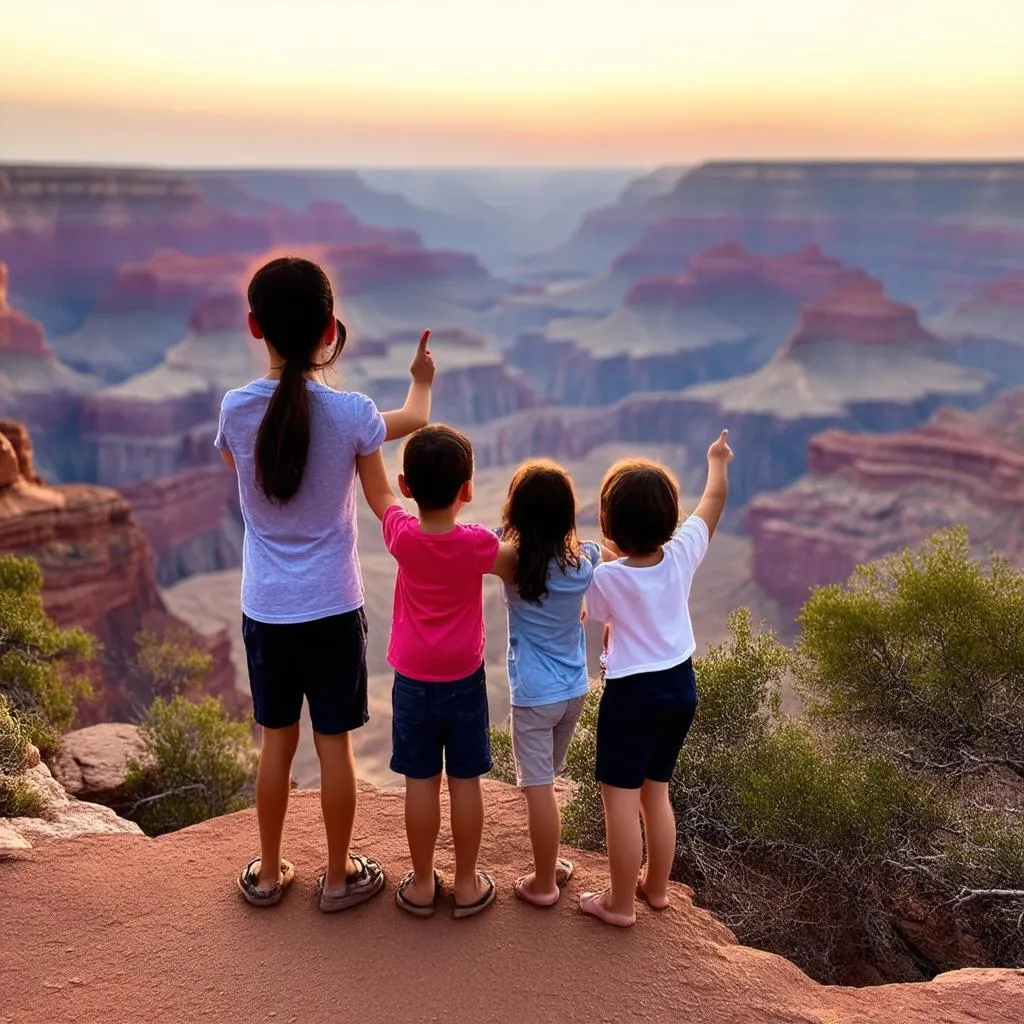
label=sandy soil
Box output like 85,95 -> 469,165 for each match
3,783 -> 1021,1024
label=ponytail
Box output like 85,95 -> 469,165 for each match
256,356 -> 310,504
247,256 -> 338,505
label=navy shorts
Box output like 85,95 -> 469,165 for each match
595,659 -> 698,789
390,665 -> 492,780
242,608 -> 369,735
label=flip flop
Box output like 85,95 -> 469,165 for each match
453,873 -> 497,920
237,857 -> 295,907
396,870 -> 445,919
580,890 -> 636,928
316,853 -> 386,913
556,857 -> 574,887
514,875 -> 560,908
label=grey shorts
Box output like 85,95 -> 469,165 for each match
510,695 -> 587,788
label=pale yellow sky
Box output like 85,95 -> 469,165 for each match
1,0 -> 1022,165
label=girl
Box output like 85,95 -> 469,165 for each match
216,256 -> 434,911
581,431 -> 733,927
498,460 -> 602,907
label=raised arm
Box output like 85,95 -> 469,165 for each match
357,448 -> 398,522
692,429 -> 733,540
489,542 -> 517,583
382,330 -> 434,441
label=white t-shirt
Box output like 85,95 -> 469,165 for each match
586,516 -> 709,679
215,378 -> 386,624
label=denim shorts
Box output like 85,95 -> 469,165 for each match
242,608 -> 369,735
389,665 -> 492,780
595,658 -> 698,789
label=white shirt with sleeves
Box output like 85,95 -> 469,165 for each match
586,515 -> 709,679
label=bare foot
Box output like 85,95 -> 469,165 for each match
636,872 -> 670,910
515,873 -> 560,907
580,890 -> 636,928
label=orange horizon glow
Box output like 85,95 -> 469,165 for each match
1,0 -> 1022,166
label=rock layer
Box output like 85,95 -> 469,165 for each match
746,391 -> 1024,606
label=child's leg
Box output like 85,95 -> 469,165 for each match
313,730 -> 358,888
444,666 -> 493,908
254,723 -> 300,889
511,703 -> 562,898
404,774 -> 443,903
638,780 -> 675,908
598,783 -> 643,918
448,775 -> 488,904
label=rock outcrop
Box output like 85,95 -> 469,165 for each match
50,723 -> 145,808
0,422 -> 239,721
746,390 -> 1024,607
509,245 -> 868,405
932,273 -> 1024,385
534,162 -> 1024,309
3,781 -> 1022,1023
0,263 -> 99,479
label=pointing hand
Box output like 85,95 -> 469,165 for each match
410,330 -> 435,385
707,429 -> 733,463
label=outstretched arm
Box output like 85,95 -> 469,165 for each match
382,330 -> 434,441
357,448 -> 398,522
489,542 -> 517,583
692,430 -> 733,540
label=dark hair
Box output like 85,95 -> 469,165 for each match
249,257 -> 346,504
599,459 -> 679,556
402,425 -> 474,511
502,460 -> 581,604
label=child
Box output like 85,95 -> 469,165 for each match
217,256 -> 434,911
580,430 -> 733,927
359,424 -> 515,919
498,460 -> 600,907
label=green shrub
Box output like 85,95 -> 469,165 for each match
796,527 -> 1024,776
0,696 -> 43,817
0,555 -> 93,758
487,723 -> 516,786
123,696 -> 257,836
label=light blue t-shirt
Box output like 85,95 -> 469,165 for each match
215,378 -> 386,624
500,540 -> 600,708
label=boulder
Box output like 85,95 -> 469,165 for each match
52,724 -> 146,806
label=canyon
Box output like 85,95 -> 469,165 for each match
0,420 -> 238,722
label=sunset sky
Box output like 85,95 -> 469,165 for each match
1,0 -> 1022,166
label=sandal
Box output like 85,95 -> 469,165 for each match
556,857 -> 574,886
453,873 -> 497,920
237,857 -> 295,907
395,870 -> 445,919
514,875 -> 560,908
580,890 -> 636,928
316,853 -> 385,913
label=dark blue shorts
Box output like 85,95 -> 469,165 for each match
595,659 -> 698,789
242,608 -> 369,735
390,665 -> 492,780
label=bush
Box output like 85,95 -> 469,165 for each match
123,696 -> 257,836
0,697 -> 43,817
0,554 -> 92,759
487,722 -> 517,786
796,526 -> 1024,778
562,587 -> 1022,984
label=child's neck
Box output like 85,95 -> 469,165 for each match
624,547 -> 664,568
418,504 -> 460,534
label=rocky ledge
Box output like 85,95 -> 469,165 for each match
1,780 -> 1020,1023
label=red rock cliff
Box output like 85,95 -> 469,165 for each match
0,262 -> 52,357
0,422 -> 241,722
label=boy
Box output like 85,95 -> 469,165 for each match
358,424 -> 515,919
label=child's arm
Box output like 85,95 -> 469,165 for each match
692,429 -> 733,540
489,542 -> 517,583
357,448 -> 399,522
382,330 -> 434,441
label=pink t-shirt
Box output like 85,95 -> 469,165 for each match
383,504 -> 500,682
